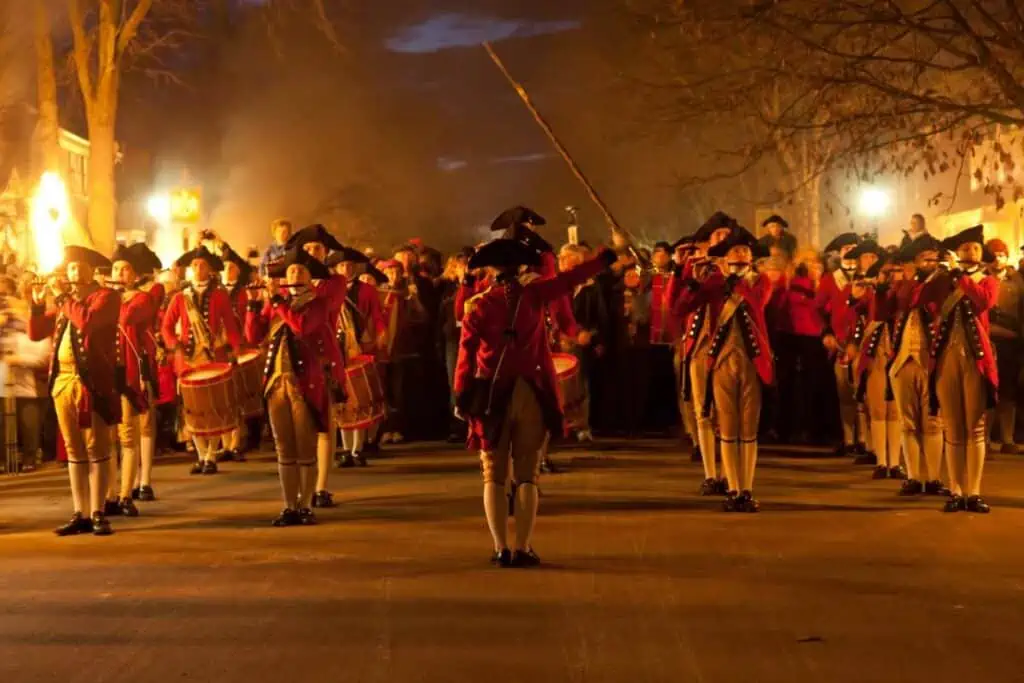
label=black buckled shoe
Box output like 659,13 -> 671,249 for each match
353,452 -> 368,467
872,466 -> 888,480
130,487 -> 142,500
966,496 -> 991,514
738,490 -> 760,513
272,508 -> 301,527
512,549 -> 541,568
491,548 -> 513,568
298,508 -> 317,525
715,478 -> 729,495
54,513 -> 93,537
201,460 -> 218,475
889,466 -> 906,480
899,479 -> 923,496
138,485 -> 156,502
338,454 -> 355,468
118,498 -> 139,517
924,480 -> 948,496
312,490 -> 335,508
699,478 -> 718,496
220,449 -> 235,462
91,513 -> 114,536
189,460 -> 204,475
943,495 -> 966,513
103,499 -> 120,517
723,491 -> 740,512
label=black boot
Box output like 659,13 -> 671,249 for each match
888,466 -> 906,480
966,496 -> 991,513
943,494 -> 966,513
130,487 -> 142,500
871,466 -> 888,480
491,548 -> 513,567
353,452 -> 368,467
312,490 -> 335,508
103,499 -> 120,517
512,548 -> 541,568
54,513 -> 93,537
924,480 -> 948,496
298,508 -> 317,525
338,454 -> 355,469
201,460 -> 218,475
91,512 -> 114,536
118,498 -> 139,517
138,485 -> 156,502
189,460 -> 204,475
722,491 -> 740,512
699,478 -> 718,496
737,490 -> 760,513
899,479 -> 923,496
272,508 -> 301,527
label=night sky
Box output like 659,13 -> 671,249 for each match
124,0 -> 704,253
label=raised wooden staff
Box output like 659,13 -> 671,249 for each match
483,41 -> 645,265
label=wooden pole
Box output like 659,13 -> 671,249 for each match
482,42 -> 626,237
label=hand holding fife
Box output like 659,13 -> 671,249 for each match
48,276 -> 68,300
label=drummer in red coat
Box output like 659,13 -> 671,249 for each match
109,243 -> 165,516
702,226 -> 776,512
245,248 -> 348,526
160,246 -> 243,475
454,238 -> 620,567
29,246 -> 122,536
217,240 -> 254,461
326,248 -> 388,469
932,225 -> 999,513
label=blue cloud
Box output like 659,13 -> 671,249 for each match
386,13 -> 580,53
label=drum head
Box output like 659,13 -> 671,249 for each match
181,363 -> 232,386
551,354 -> 577,376
238,350 -> 262,364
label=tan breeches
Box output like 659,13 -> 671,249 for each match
267,380 -> 317,467
689,345 -> 718,479
864,360 -> 898,422
834,357 -> 858,445
55,381 -> 111,465
936,345 -> 987,497
117,395 -> 155,498
891,359 -> 943,481
480,378 -> 546,485
712,351 -> 761,443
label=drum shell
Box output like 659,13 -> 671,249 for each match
551,352 -> 586,429
234,350 -> 266,419
336,355 -> 387,430
180,363 -> 238,437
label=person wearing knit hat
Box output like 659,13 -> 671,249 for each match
985,238 -> 1024,454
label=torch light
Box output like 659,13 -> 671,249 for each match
30,172 -> 69,274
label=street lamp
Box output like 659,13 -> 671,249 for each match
859,187 -> 890,219
147,194 -> 172,226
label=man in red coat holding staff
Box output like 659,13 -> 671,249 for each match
454,237 -> 620,567
245,248 -> 348,526
161,246 -> 243,474
109,243 -> 164,514
30,245 -> 122,536
933,225 -> 999,512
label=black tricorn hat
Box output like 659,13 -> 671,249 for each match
270,247 -> 331,280
468,238 -> 542,271
325,247 -> 371,268
761,214 -> 789,229
824,232 -> 861,254
62,245 -> 111,270
846,240 -> 884,260
515,224 -> 553,255
364,263 -> 388,285
489,206 -> 547,233
707,225 -> 768,259
897,234 -> 943,263
112,243 -> 162,274
671,234 -> 697,251
694,211 -> 736,242
863,258 -> 890,279
941,225 -> 985,252
176,246 -> 224,272
286,224 -> 343,253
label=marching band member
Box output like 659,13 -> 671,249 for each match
285,224 -> 347,504
817,233 -> 867,459
326,248 -> 387,469
109,244 -> 164,514
218,241 -> 253,461
933,226 -> 998,512
30,246 -> 122,536
856,256 -> 905,480
454,237 -> 620,567
669,211 -> 735,495
702,225 -> 774,512
161,246 -> 242,475
886,234 -> 946,497
245,248 -> 348,525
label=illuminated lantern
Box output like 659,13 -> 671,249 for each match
170,187 -> 201,224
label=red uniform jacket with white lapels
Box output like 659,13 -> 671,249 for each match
245,275 -> 349,433
454,251 -> 613,451
161,284 -> 243,373
926,270 -> 999,392
119,284 -> 165,413
29,286 -> 123,427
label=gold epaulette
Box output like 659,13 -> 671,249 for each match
464,287 -> 492,318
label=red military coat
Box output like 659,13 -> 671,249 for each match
161,284 -> 243,373
926,271 -> 999,392
119,283 -> 165,413
702,273 -> 776,386
454,253 -> 611,451
245,275 -> 349,432
335,279 -> 387,359
29,286 -> 123,427
668,264 -> 727,362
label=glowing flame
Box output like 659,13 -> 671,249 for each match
30,172 -> 69,274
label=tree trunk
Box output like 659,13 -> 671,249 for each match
33,1 -> 60,173
85,113 -> 117,254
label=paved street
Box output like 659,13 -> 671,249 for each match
2,440 -> 1024,682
